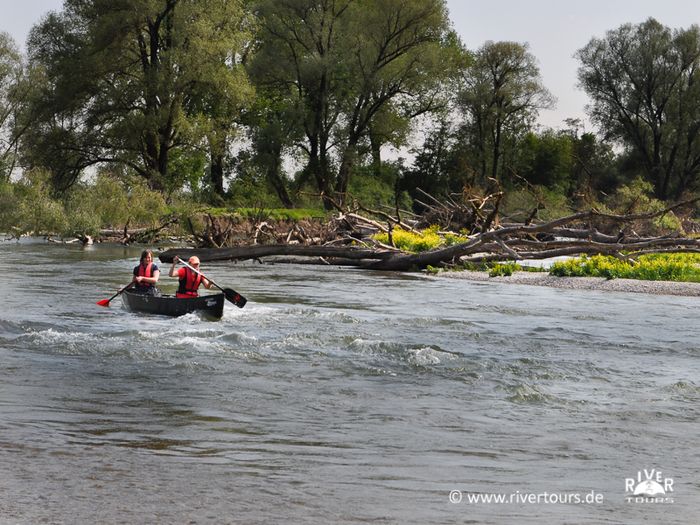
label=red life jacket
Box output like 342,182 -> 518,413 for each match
138,263 -> 153,278
177,268 -> 202,297
135,263 -> 154,289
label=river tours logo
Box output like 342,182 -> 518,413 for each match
625,468 -> 674,504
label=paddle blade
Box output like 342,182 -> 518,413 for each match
224,288 -> 247,308
96,299 -> 111,307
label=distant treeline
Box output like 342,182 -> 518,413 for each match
1,3 -> 700,213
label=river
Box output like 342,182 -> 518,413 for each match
0,239 -> 698,524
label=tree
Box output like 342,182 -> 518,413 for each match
399,119 -> 461,210
332,0 -> 455,201
250,115 -> 296,207
577,18 -> 700,200
513,130 -> 574,192
0,32 -> 27,181
241,69 -> 304,207
24,0 -> 252,193
251,0 -> 347,206
251,0 -> 455,208
457,41 -> 554,188
184,2 -> 255,200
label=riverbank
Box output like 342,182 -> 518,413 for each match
439,270 -> 700,297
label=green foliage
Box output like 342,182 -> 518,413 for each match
501,186 -> 573,222
550,253 -> 700,282
455,261 -> 491,272
514,131 -> 574,192
237,208 -> 326,221
569,130 -> 621,196
399,121 -> 468,206
0,32 -> 23,182
610,177 -> 657,211
0,171 -> 67,235
608,177 -> 684,233
167,148 -> 209,197
577,18 -> 700,199
0,171 -> 170,238
227,169 -> 287,208
347,163 -> 411,209
489,262 -> 520,277
457,40 -> 555,186
62,174 -> 168,236
252,0 -> 455,200
25,0 -> 253,193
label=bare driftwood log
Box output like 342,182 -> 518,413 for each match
160,245 -> 397,263
159,197 -> 700,272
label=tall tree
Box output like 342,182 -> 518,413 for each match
251,0 -> 348,205
577,18 -> 700,199
252,0 -> 455,208
457,41 -> 554,188
245,95 -> 298,207
0,32 -> 26,181
185,2 -> 255,200
332,0 -> 454,201
24,0 -> 251,193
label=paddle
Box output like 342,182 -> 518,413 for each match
96,282 -> 134,307
176,257 -> 247,308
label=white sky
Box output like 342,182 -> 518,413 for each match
2,0 -> 700,130
446,0 -> 700,129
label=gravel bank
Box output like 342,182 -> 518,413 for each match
439,270 -> 700,297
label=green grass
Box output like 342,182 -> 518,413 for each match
241,208 -> 327,221
550,253 -> 700,282
206,207 -> 327,221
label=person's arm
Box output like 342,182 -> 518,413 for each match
135,270 -> 159,285
169,256 -> 180,277
202,277 -> 212,289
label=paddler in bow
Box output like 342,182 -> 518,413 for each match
131,249 -> 160,295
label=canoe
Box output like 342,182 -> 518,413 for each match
122,290 -> 225,320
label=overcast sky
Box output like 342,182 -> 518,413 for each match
3,0 -> 700,129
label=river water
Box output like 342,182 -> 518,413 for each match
0,239 -> 698,524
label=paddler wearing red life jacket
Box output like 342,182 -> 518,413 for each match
132,249 -> 161,295
169,255 -> 212,298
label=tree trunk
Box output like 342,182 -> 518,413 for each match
335,141 -> 359,204
369,128 -> 382,178
267,160 -> 293,208
210,151 -> 225,197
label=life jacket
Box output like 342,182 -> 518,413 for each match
177,268 -> 202,297
136,263 -> 154,288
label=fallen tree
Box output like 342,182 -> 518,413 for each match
159,197 -> 700,272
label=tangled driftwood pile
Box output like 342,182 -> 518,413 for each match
159,192 -> 700,272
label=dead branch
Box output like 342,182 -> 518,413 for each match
157,195 -> 699,273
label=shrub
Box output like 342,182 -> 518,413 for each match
606,177 -> 684,234
373,225 -> 469,252
62,174 -> 169,237
550,253 -> 700,282
489,262 -> 520,277
5,170 -> 68,235
501,186 -> 573,222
